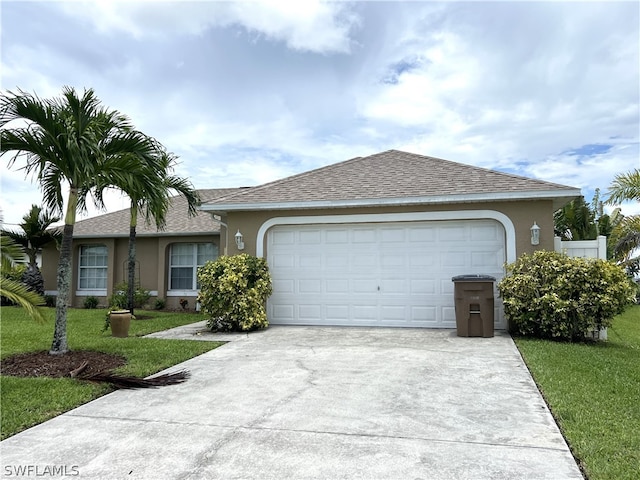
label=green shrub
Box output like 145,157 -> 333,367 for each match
498,250 -> 635,341
154,298 -> 166,310
44,295 -> 56,307
83,296 -> 99,309
197,254 -> 273,332
108,282 -> 151,309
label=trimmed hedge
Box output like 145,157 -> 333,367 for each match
498,251 -> 634,341
197,254 -> 273,332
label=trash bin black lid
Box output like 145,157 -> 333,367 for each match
451,274 -> 496,282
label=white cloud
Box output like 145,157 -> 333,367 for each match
58,0 -> 360,54
355,1 -> 638,186
1,0 -> 638,228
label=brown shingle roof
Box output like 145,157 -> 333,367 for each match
202,150 -> 580,212
72,188 -> 239,238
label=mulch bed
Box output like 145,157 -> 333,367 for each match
1,351 -> 127,378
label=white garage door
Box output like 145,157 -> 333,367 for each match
267,220 -> 505,328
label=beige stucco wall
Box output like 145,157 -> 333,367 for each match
41,243 -> 60,292
221,200 -> 557,260
41,234 -> 221,309
39,199 -> 556,309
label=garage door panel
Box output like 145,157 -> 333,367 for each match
271,254 -> 295,268
440,279 -> 455,295
380,279 -> 405,294
353,279 -> 379,293
441,251 -> 467,267
326,305 -> 349,321
471,251 -> 504,268
352,254 -> 377,269
408,226 -> 436,242
442,306 -> 457,322
471,224 -> 502,241
326,230 -> 349,243
325,254 -> 349,268
299,304 -> 322,321
267,220 -> 505,328
325,279 -> 348,293
409,254 -> 436,267
272,304 -> 295,321
353,305 -> 377,321
271,230 -> 295,245
298,254 -> 321,268
353,229 -> 377,243
380,305 -> 407,322
380,228 -> 405,243
380,253 -> 405,268
411,306 -> 437,323
324,279 -> 347,293
439,226 -> 466,241
410,279 -> 436,294
298,279 -> 322,293
299,230 -> 322,244
273,279 -> 295,293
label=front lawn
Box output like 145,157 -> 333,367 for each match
0,307 -> 222,440
515,305 -> 640,480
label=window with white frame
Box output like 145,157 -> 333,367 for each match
78,245 -> 108,290
169,243 -> 217,291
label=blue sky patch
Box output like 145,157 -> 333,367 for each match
565,144 -> 613,156
382,58 -> 423,84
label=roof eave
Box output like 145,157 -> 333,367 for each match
200,189 -> 581,215
71,231 -> 221,239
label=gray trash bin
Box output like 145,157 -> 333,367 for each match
451,275 -> 496,338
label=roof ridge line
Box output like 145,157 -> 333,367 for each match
207,152 -> 389,204
390,149 -> 576,189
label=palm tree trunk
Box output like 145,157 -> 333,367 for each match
50,189 -> 78,355
127,205 -> 137,316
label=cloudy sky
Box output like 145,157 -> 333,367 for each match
1,0 -> 639,227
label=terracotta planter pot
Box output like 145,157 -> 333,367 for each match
110,310 -> 131,338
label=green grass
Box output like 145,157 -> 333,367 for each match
1,307 -> 222,440
515,305 -> 640,480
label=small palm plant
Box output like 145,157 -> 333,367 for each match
1,229 -> 46,323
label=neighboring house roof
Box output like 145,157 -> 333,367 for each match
201,150 -> 581,213
71,188 -> 239,238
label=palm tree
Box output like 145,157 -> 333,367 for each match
606,169 -> 640,274
126,152 -> 199,316
1,230 -> 46,323
609,216 -> 640,275
2,204 -> 62,295
2,205 -> 61,265
92,149 -> 200,315
554,196 -> 598,240
1,87 -> 160,354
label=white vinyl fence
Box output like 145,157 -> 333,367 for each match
554,235 -> 607,260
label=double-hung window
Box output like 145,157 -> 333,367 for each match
169,243 -> 217,291
78,245 -> 108,293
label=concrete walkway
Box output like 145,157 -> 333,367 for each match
1,325 -> 583,479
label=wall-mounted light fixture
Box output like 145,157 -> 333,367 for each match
235,230 -> 245,250
530,222 -> 540,246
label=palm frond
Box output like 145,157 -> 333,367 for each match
80,369 -> 190,389
614,230 -> 640,259
1,235 -> 27,271
0,277 -> 47,323
605,169 -> 640,205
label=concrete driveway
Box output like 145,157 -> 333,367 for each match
1,326 -> 582,479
